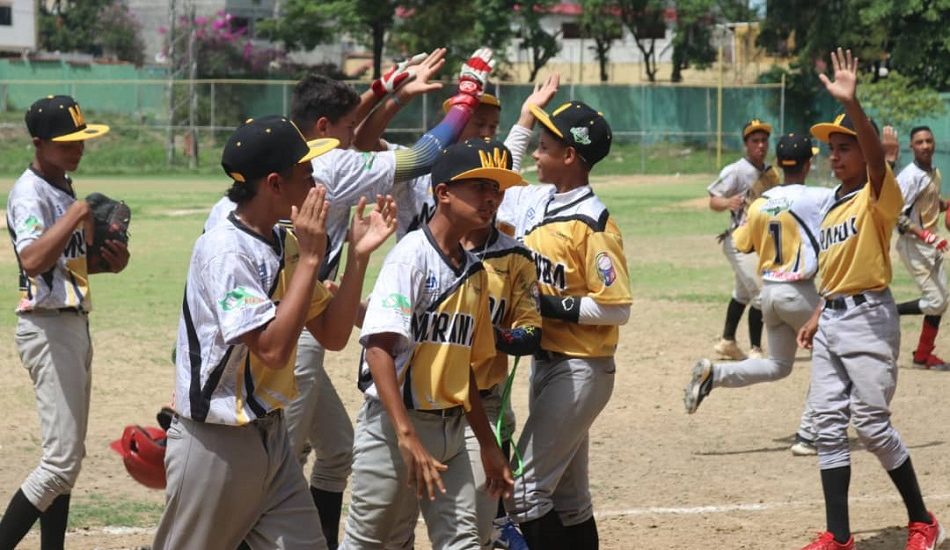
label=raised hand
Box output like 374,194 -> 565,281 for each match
371,52 -> 429,99
818,47 -> 859,104
458,47 -> 495,97
349,194 -> 397,257
521,73 -> 560,117
397,48 -> 447,99
291,185 -> 330,264
882,125 -> 899,165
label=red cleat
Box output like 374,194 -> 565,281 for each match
801,532 -> 854,550
913,353 -> 949,370
906,512 -> 945,550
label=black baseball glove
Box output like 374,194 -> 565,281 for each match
85,192 -> 131,272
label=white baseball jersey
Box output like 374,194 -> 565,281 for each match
174,212 -> 332,425
357,225 -> 495,411
7,168 -> 90,312
708,158 -> 781,229
393,124 -> 534,239
496,183 -> 557,239
898,161 -> 943,231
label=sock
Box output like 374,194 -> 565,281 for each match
520,510 -> 568,550
0,489 -> 42,549
40,493 -> 70,550
565,517 -> 599,550
820,466 -> 851,544
888,457 -> 930,524
897,300 -> 923,315
748,306 -> 764,349
914,316 -> 942,361
310,487 -> 343,550
722,298 -> 746,341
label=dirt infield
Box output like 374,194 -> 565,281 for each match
2,176 -> 950,549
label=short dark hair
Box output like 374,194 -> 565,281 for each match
910,126 -> 933,140
226,166 -> 293,204
290,75 -> 360,129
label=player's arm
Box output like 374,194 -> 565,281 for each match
819,48 -> 886,197
731,201 -> 763,254
464,368 -> 514,499
797,300 -> 824,350
15,199 -> 92,277
366,332 -> 449,500
897,215 -> 949,251
707,167 -> 743,212
353,50 -> 447,153
307,196 -> 397,350
494,255 -> 542,355
239,187 -> 328,369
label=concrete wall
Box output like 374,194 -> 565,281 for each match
0,0 -> 37,53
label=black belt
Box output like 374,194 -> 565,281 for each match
534,349 -> 567,362
415,406 -> 464,418
824,293 -> 867,311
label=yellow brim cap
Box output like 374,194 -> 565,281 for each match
450,166 -> 525,190
743,123 -> 772,138
51,124 -> 111,142
810,122 -> 856,143
298,138 -> 340,163
529,104 -> 564,139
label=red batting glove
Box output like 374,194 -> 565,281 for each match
919,230 -> 949,252
446,47 -> 495,110
371,53 -> 428,99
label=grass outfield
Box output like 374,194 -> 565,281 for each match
0,174 -> 928,533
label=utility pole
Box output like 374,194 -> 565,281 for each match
165,0 -> 197,167
187,0 -> 198,168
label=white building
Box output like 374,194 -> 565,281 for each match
0,0 -> 37,54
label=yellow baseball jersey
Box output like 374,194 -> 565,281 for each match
470,228 -> 541,389
517,185 -> 632,357
359,225 -> 495,411
733,184 -> 831,282
897,162 -> 943,231
175,214 -> 331,425
818,166 -> 902,297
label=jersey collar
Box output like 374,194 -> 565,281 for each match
27,165 -> 76,198
546,185 -> 595,216
227,211 -> 283,257
422,223 -> 468,277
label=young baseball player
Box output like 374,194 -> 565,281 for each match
0,95 -> 129,549
893,126 -> 948,368
496,101 -> 632,550
707,120 -> 780,360
152,116 -> 396,550
684,132 -> 828,456
341,139 -> 515,549
797,48 -> 943,550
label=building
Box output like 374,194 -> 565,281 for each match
0,0 -> 37,54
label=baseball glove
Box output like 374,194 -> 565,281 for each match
85,192 -> 131,271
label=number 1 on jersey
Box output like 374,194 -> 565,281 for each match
768,221 -> 783,264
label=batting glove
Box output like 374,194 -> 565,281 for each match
371,52 -> 428,99
446,47 -> 495,110
920,230 -> 949,252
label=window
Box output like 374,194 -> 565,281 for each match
562,22 -> 582,39
0,6 -> 12,26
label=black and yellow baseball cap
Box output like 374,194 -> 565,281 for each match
810,113 -> 879,143
221,116 -> 339,183
530,101 -> 612,167
442,82 -> 501,112
776,133 -> 817,168
742,118 -> 772,139
25,95 -> 110,141
431,138 -> 525,190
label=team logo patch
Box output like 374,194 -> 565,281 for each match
424,273 -> 438,294
360,152 -> 377,171
382,292 -> 412,316
17,215 -> 43,237
219,286 -> 266,311
570,126 -> 592,145
595,252 -> 617,286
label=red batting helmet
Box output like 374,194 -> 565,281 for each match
109,425 -> 167,489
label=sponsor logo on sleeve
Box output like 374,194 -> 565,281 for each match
219,286 -> 266,311
382,293 -> 412,316
18,215 -> 43,237
595,252 -> 617,286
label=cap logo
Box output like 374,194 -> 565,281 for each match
833,114 -> 846,126
67,105 -> 85,128
570,126 -> 592,145
478,147 -> 509,169
552,103 -> 571,116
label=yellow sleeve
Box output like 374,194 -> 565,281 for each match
470,271 -> 497,368
732,198 -> 765,253
584,219 -> 632,305
504,253 -> 542,331
305,282 -> 332,321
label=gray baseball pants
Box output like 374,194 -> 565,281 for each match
896,235 -> 949,315
722,234 -> 762,309
153,411 -> 326,550
714,279 -> 818,441
809,289 -> 909,471
15,309 -> 92,511
506,354 -> 615,527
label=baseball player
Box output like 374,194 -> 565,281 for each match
707,119 -> 780,360
796,49 -> 943,550
892,126 -> 948,368
152,116 -> 396,550
341,139 -> 515,549
684,133 -> 828,456
0,95 -> 129,549
496,101 -> 632,550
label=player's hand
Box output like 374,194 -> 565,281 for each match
371,52 -> 428,99
920,230 -> 949,252
398,432 -> 448,500
797,312 -> 820,350
396,48 -> 447,100
99,240 -> 130,273
480,443 -> 514,499
818,48 -> 859,104
349,194 -> 397,258
725,194 -> 745,211
322,280 -> 339,295
447,47 -> 495,110
882,125 -> 899,165
519,73 -> 560,125
291,185 -> 330,265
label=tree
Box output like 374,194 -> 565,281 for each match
580,0 -> 623,82
519,1 -> 562,82
668,0 -> 753,83
98,2 -> 146,65
38,0 -> 146,65
859,0 -> 950,91
614,0 -> 667,82
862,71 -> 946,128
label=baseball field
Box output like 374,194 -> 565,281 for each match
1,173 -> 948,549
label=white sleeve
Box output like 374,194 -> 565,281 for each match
202,252 -> 277,345
503,124 -> 534,172
7,192 -> 50,253
578,297 -> 631,326
360,259 -> 424,350
896,167 -> 924,208
707,165 -> 737,197
497,185 -> 526,229
314,149 -> 398,208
